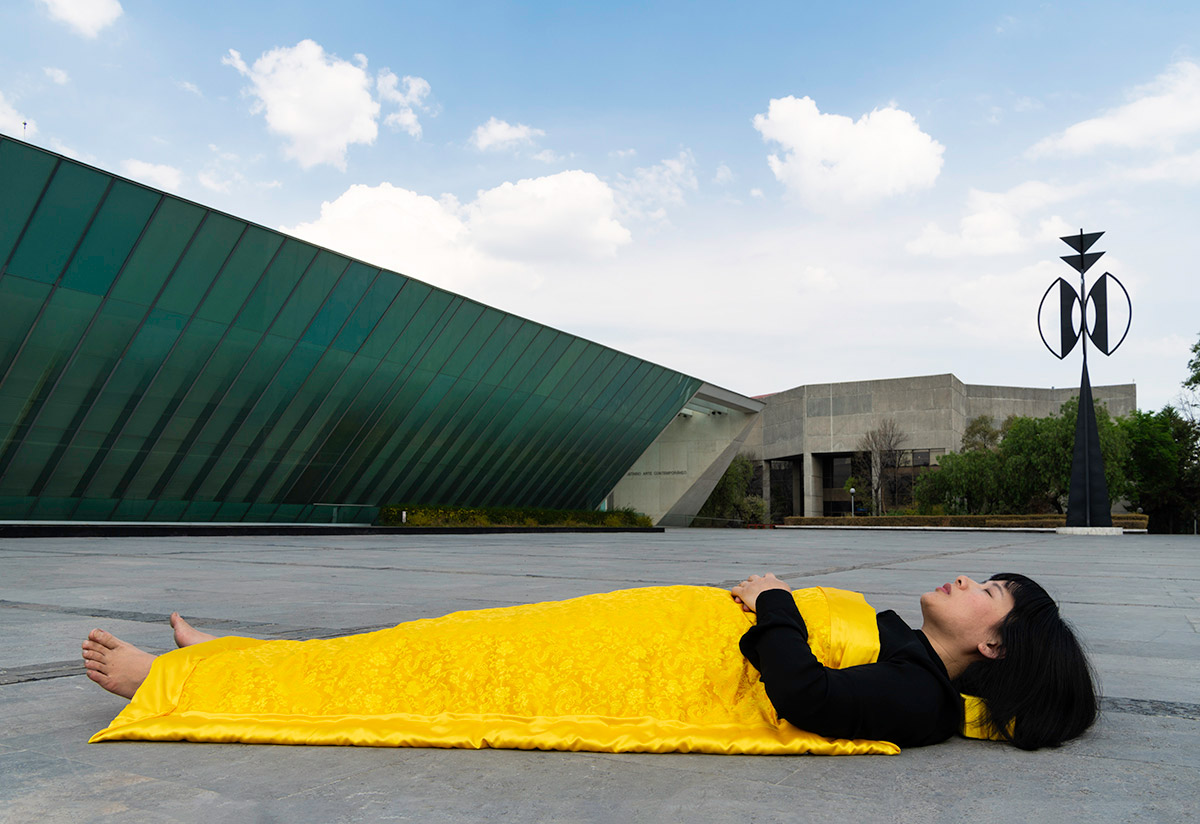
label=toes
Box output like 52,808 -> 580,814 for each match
87,628 -> 119,648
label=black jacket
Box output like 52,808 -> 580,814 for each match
739,589 -> 962,747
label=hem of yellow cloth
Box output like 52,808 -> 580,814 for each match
90,709 -> 898,754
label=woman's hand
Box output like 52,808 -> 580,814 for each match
731,573 -> 792,613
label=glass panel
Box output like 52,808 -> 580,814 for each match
478,317 -> 534,384
156,212 -> 244,315
29,496 -> 79,519
109,198 -> 205,305
331,273 -> 402,353
60,180 -> 160,295
7,162 -> 110,283
214,501 -> 250,521
0,275 -> 52,376
196,225 -> 284,325
271,352 -> 395,505
0,139 -> 58,266
0,289 -> 102,489
381,289 -> 455,365
0,496 -> 36,519
71,498 -> 119,520
436,303 -> 497,378
301,261 -> 378,348
245,503 -> 279,521
239,346 -> 353,502
181,500 -> 221,521
237,240 -> 317,332
148,499 -> 189,521
270,250 -> 347,340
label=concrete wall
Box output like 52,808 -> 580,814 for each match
965,382 -> 1136,421
744,373 -> 1137,516
610,407 -> 758,526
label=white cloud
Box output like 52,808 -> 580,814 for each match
797,265 -> 835,293
177,80 -> 202,97
532,149 -> 563,163
753,95 -> 944,207
47,138 -> 95,163
377,70 -> 431,138
38,0 -> 122,38
121,159 -> 183,192
197,147 -> 240,192
615,150 -> 698,221
44,67 -> 70,85
197,144 -> 282,194
907,180 -> 1084,257
467,171 -> 630,260
1121,148 -> 1200,185
610,148 -> 637,159
749,188 -> 763,198
713,163 -> 734,185
1,92 -> 36,137
286,184 -> 477,285
470,117 -> 545,151
197,171 -> 231,193
283,170 -> 630,292
1029,61 -> 1200,156
223,40 -> 380,170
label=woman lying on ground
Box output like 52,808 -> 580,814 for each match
81,572 -> 1097,752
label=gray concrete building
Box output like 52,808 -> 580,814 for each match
614,373 -> 1135,524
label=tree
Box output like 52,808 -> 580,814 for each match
914,448 -> 1002,515
858,419 -> 908,514
914,399 -> 1128,515
695,454 -> 768,526
1182,333 -> 1200,427
961,415 -> 1001,452
1121,407 -> 1200,533
1185,334 -> 1200,391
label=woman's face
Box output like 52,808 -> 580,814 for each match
920,576 -> 1015,650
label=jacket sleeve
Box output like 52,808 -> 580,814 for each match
739,589 -> 957,746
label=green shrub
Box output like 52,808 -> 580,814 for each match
376,504 -> 653,528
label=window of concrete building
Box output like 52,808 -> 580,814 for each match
820,454 -> 855,516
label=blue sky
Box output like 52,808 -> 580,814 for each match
3,1 -> 1199,411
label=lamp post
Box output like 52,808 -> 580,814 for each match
849,487 -> 855,517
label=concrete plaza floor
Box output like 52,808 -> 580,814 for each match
1,528 -> 1197,823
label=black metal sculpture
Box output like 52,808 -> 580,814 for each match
1037,230 -> 1132,527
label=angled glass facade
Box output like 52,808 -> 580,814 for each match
0,137 -> 703,522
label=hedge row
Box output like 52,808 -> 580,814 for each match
376,505 -> 653,528
781,513 -> 1150,529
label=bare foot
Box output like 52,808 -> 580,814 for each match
170,612 -> 217,648
81,629 -> 154,699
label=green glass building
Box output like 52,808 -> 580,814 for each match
0,136 -> 721,523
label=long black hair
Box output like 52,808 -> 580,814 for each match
954,573 -> 1097,750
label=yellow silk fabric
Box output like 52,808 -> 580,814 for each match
90,585 -> 900,755
960,694 -> 1008,741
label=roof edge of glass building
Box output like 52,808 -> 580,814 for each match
0,134 -> 736,523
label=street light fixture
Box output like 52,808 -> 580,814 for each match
849,487 -> 855,517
